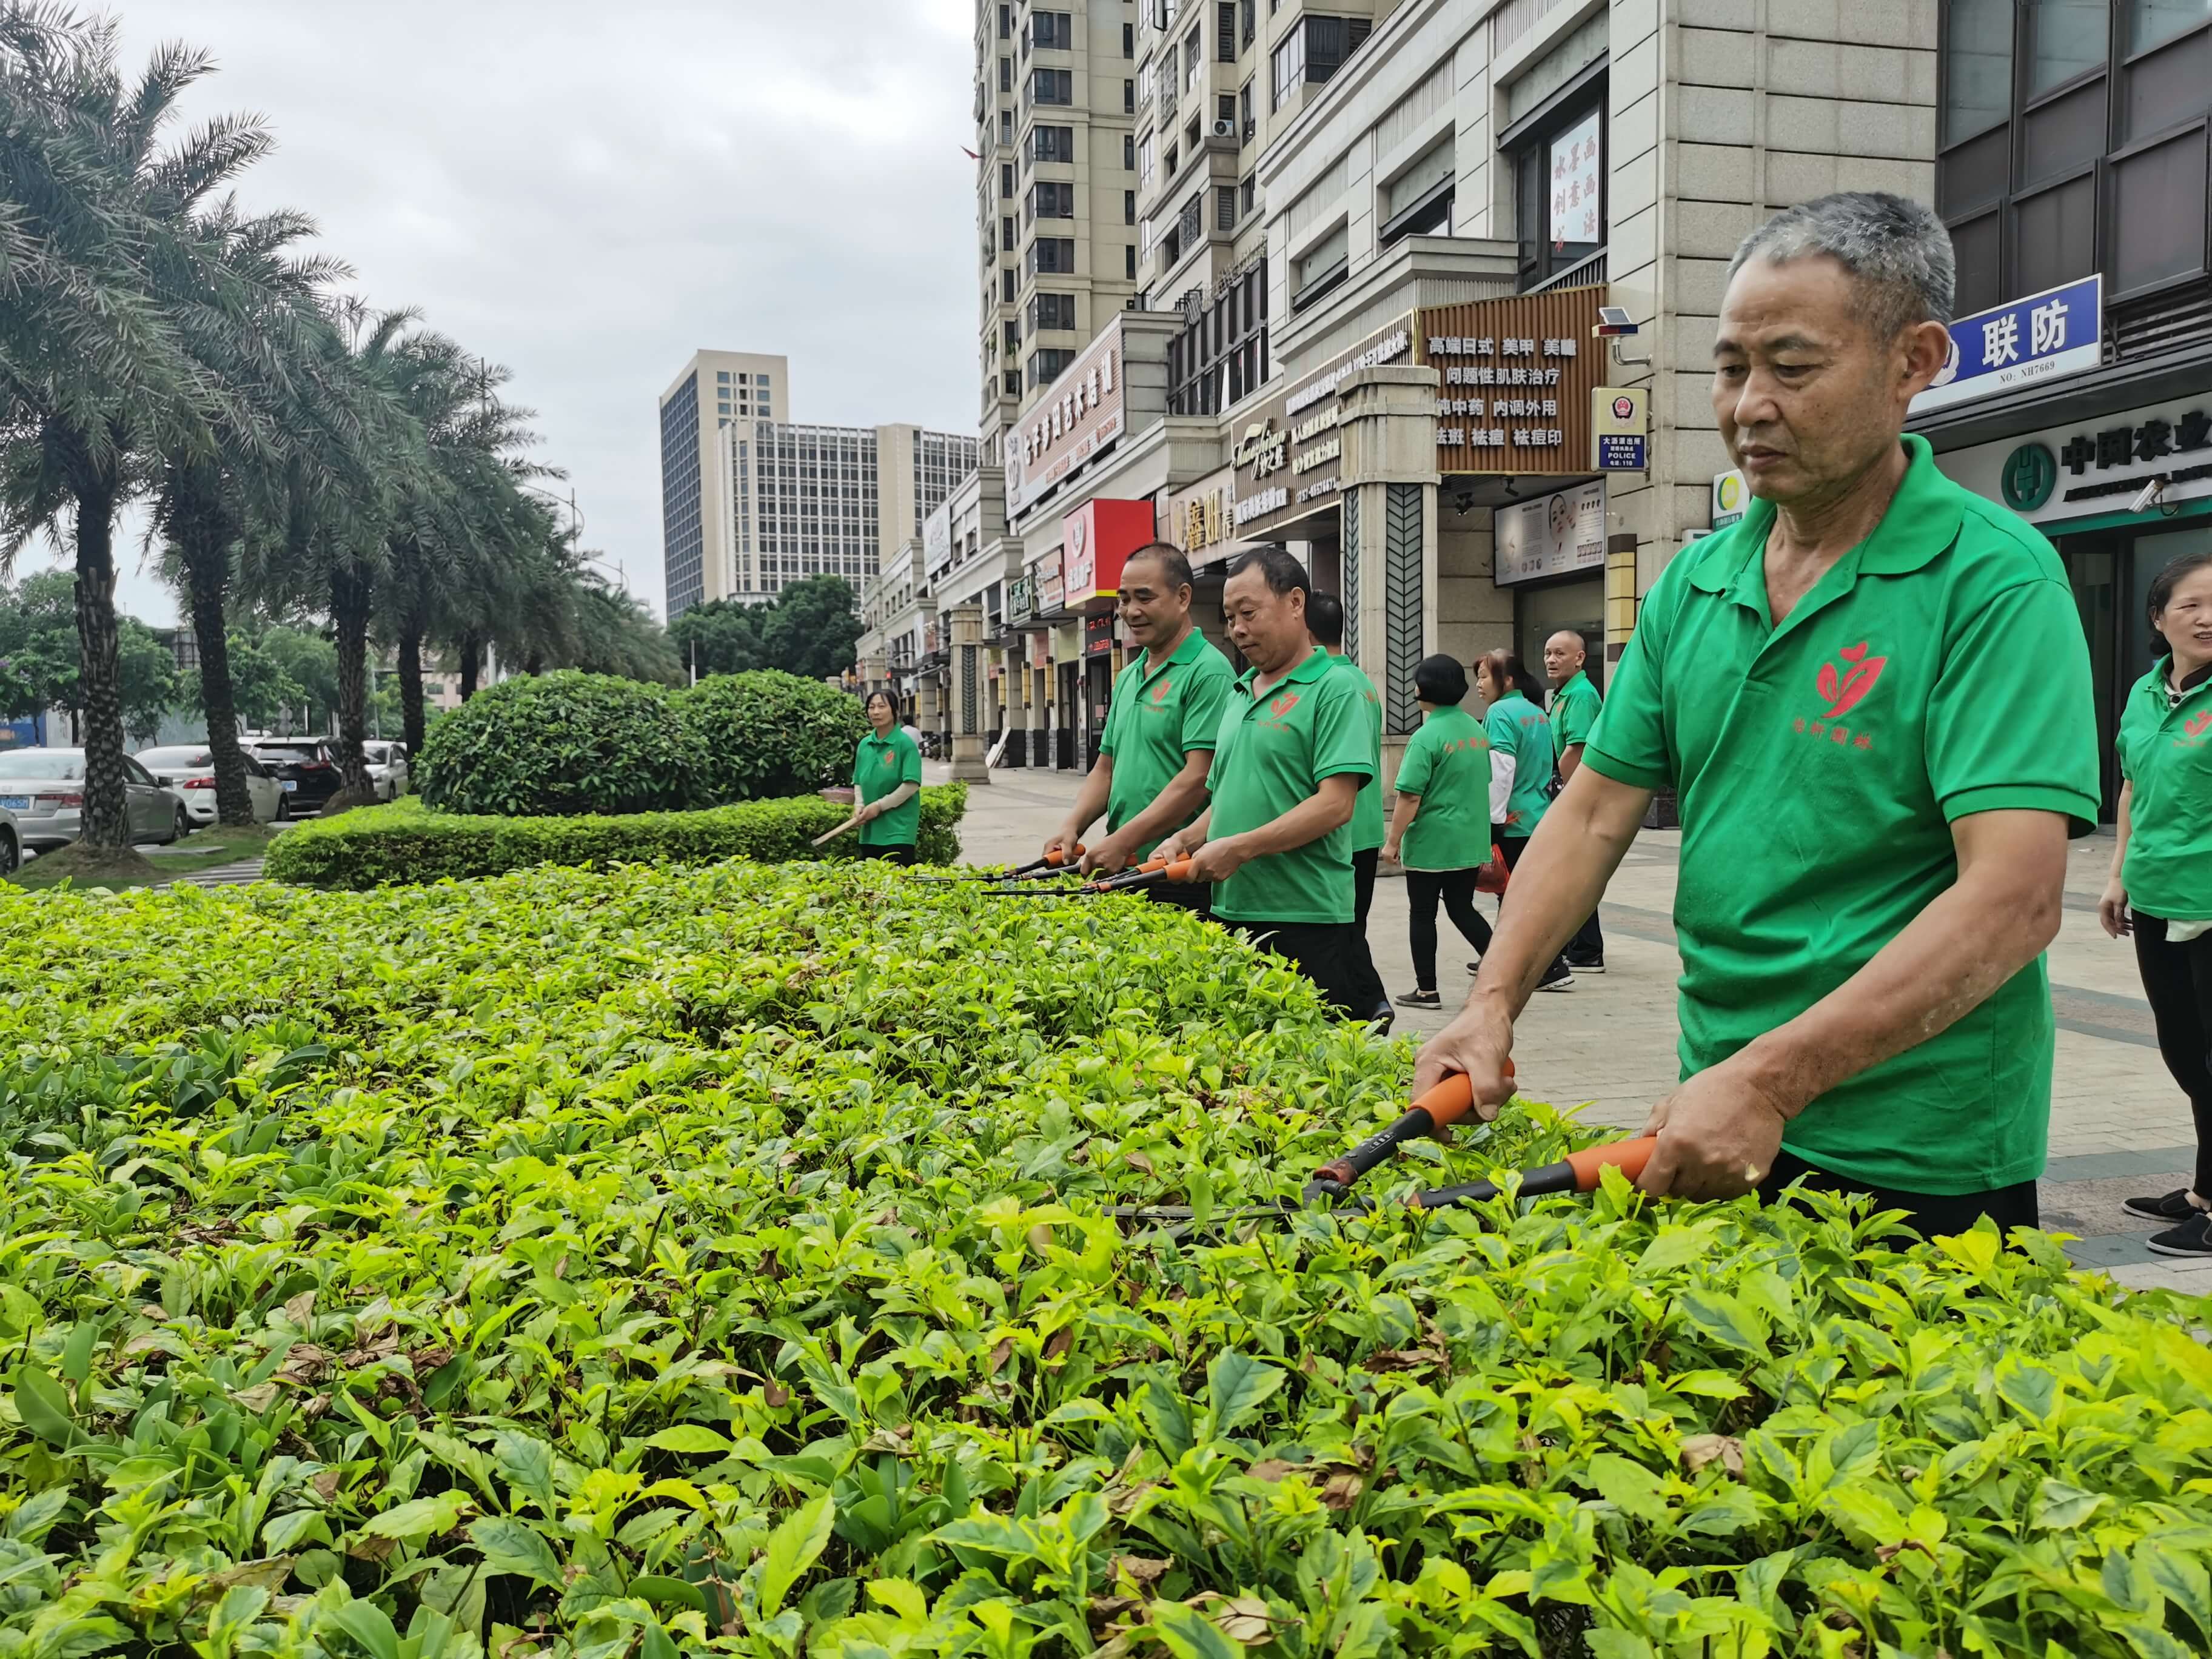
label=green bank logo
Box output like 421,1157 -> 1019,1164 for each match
2001,442 -> 2057,512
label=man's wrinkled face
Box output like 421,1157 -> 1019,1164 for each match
1118,557 -> 1188,648
1222,569 -> 1305,672
1544,630 -> 1584,684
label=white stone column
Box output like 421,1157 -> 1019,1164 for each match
946,604 -> 990,783
1338,364 -> 1443,788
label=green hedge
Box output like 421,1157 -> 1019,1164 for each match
678,668 -> 869,800
264,784 -> 967,888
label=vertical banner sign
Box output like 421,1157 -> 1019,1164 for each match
1551,112 -> 1601,247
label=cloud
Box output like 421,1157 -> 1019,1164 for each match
75,0 -> 979,628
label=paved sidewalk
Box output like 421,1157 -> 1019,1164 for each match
936,761 -> 2208,1293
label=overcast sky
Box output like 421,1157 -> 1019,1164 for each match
45,1 -> 979,626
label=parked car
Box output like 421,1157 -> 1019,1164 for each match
0,749 -> 189,851
244,739 -> 345,817
135,745 -> 283,826
363,740 -> 411,802
0,802 -> 21,876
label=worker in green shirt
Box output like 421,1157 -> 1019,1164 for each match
1415,190 -> 2099,1240
2099,550 -> 2212,1258
1478,650 -> 1574,993
1045,543 -> 1235,916
1544,629 -> 1607,973
1383,654 -> 1496,1007
851,690 -> 924,864
1156,549 -> 1376,1017
1304,590 -> 1391,1024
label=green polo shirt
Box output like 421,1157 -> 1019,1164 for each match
1484,690 -> 1555,836
2118,663 -> 2212,922
1327,652 -> 1386,852
1550,669 -> 1602,755
1205,647 -> 1375,924
1097,627 -> 1235,859
1393,704 -> 1492,871
1583,434 -> 2098,1195
852,728 -> 923,847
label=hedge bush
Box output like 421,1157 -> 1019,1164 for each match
415,671 -> 700,816
416,669 -> 871,817
1,860 -> 2208,1655
680,669 -> 870,800
263,784 -> 967,887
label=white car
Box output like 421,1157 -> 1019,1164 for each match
136,745 -> 283,826
0,749 -> 188,851
0,802 -> 21,876
363,740 -> 411,802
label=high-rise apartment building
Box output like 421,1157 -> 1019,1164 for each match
657,349 -> 977,617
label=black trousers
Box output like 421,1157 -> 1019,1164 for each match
860,844 -> 915,866
1344,848 -> 1389,1017
1144,879 -> 1213,922
1760,1148 -> 2039,1241
1567,905 -> 1604,963
1493,831 -> 1572,983
1232,920 -> 1371,1020
2135,913 -> 2212,1196
1405,868 -> 1495,991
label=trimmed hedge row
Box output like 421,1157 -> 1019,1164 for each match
263,785 -> 967,888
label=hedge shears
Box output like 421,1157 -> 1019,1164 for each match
910,845 -> 1089,885
972,854 -> 1204,898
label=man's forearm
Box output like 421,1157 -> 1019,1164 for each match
1557,743 -> 1583,783
1111,756 -> 1211,853
1469,767 -> 1646,1007
1732,814 -> 2066,1116
1222,779 -> 1355,860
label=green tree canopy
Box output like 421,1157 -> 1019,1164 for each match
668,577 -> 859,682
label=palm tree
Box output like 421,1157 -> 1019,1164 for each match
0,7 -> 231,850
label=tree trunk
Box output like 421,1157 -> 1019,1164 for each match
72,484 -> 131,851
331,561 -> 375,801
397,620 -> 426,757
181,531 -> 254,827
457,631 -> 482,701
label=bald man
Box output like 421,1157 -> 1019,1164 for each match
1543,629 -> 1606,972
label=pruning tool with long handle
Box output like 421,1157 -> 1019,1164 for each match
908,845 -> 1087,885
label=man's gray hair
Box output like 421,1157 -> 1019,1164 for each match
1727,192 -> 1956,340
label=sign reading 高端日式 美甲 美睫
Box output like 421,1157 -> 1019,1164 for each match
1910,275 -> 2102,415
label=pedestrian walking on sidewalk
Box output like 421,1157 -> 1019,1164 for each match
1478,649 -> 1575,993
850,690 -> 923,865
2099,549 -> 2212,1258
1544,628 -> 1607,973
1305,591 -> 1392,1026
1158,549 -> 1376,1018
1414,192 -> 2099,1242
1384,655 -> 1496,1008
1045,543 -> 1234,918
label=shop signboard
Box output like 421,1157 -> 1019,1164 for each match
1711,469 -> 1748,529
1591,386 -> 1647,471
1232,316 -> 1415,539
1062,498 -> 1158,608
1159,469 -> 1236,557
1004,321 -> 1126,517
1493,479 -> 1606,587
1420,287 -> 1608,474
1084,612 -> 1117,657
923,498 -> 954,578
1935,394 -> 2212,528
1912,275 -> 2102,416
1034,547 -> 1065,613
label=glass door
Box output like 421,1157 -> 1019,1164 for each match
2060,537 -> 2118,816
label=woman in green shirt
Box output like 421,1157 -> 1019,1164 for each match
1478,650 -> 1574,993
2099,550 -> 2212,1256
1383,655 -> 1495,1007
851,691 -> 924,865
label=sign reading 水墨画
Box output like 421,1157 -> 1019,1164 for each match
1419,287 -> 1609,475
1910,275 -> 2102,416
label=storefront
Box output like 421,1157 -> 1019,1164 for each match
1493,477 -> 1607,685
1936,390 -> 2212,813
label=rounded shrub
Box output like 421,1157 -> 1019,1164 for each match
677,669 -> 868,802
415,671 -> 701,816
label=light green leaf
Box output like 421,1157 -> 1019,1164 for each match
9,1370 -> 79,1450
2033,1479 -> 2107,1532
328,1601 -> 401,1659
644,1424 -> 734,1455
1586,1453 -> 1669,1525
1206,1350 -> 1284,1435
363,1489 -> 471,1541
757,1492 -> 836,1619
1632,1222 -> 1718,1280
1141,1376 -> 1197,1458
1150,1600 -> 1245,1659
468,1515 -> 563,1585
1676,1289 -> 1769,1356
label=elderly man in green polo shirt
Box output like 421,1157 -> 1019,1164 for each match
1543,629 -> 1606,971
1415,191 -> 2099,1239
1158,548 -> 1376,1016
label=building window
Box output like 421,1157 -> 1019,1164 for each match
1381,135 -> 1456,244
1029,10 -> 1073,50
999,4 -> 1010,39
1002,213 -> 1016,248
1242,0 -> 1256,47
1168,255 -> 1268,414
1002,266 -> 1017,301
1000,110 -> 1014,144
1241,173 -> 1255,216
1216,184 -> 1237,232
1032,124 -> 1076,164
1127,243 -> 1138,278
1004,320 -> 1021,352
1028,179 -> 1076,219
1138,56 -> 1153,110
1029,292 -> 1078,331
1185,24 -> 1202,90
1292,223 -> 1349,308
1127,189 -> 1138,224
1138,130 -> 1155,184
1125,133 -> 1136,169
1271,15 -> 1371,111
1509,88 -> 1606,290
1000,162 -> 1013,199
1125,78 -> 1136,113
1028,67 -> 1073,106
1125,21 -> 1135,56
1026,236 -> 1077,275
999,56 -> 1012,93
1030,347 -> 1078,383
1937,2 -> 2211,314
1218,1 -> 1236,59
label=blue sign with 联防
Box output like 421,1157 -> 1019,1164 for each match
1911,275 -> 2102,415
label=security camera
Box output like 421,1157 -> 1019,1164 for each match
1453,489 -> 1477,514
2130,475 -> 2170,515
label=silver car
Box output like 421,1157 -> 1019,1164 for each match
0,802 -> 22,876
0,749 -> 190,851
363,740 -> 411,802
136,745 -> 283,826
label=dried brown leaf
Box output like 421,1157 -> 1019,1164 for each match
283,1290 -> 317,1327
1043,1327 -> 1074,1363
1319,1473 -> 1362,1510
1124,1150 -> 1155,1175
763,1379 -> 793,1408
1245,1459 -> 1297,1483
198,1557 -> 295,1599
1104,1480 -> 1159,1516
274,1344 -> 334,1387
310,1469 -> 343,1502
1111,1554 -> 1171,1588
1680,1433 -> 1746,1478
230,1382 -> 281,1415
1211,1594 -> 1277,1643
985,1337 -> 1013,1376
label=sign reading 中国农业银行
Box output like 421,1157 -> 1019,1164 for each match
1910,275 -> 2102,415
1933,394 -> 2212,526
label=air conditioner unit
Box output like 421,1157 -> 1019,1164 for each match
1210,118 -> 1237,139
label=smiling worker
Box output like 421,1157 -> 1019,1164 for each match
1158,549 -> 1375,1015
1413,192 -> 2099,1239
1045,543 -> 1233,914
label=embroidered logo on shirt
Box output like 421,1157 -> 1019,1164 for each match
1816,641 -> 1888,719
2187,708 -> 2212,740
1150,678 -> 1173,705
1269,693 -> 1301,719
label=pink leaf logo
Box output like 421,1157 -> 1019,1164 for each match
1817,642 -> 1887,720
2188,709 -> 2212,737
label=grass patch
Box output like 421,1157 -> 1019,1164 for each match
7,821 -> 279,892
